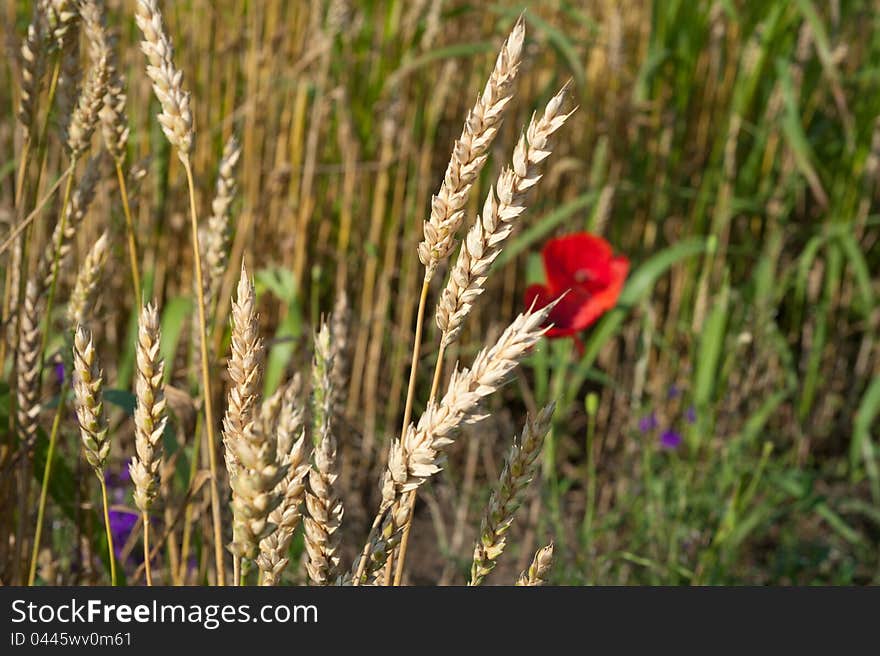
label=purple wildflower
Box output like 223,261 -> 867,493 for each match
667,384 -> 681,399
685,405 -> 697,424
638,412 -> 658,432
54,361 -> 65,385
108,510 -> 138,561
660,429 -> 683,450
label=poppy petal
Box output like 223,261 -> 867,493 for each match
542,233 -> 614,293
567,254 -> 629,330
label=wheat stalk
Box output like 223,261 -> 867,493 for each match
135,0 -> 227,582
390,16 -> 529,583
388,303 -> 556,496
304,322 -> 344,585
355,301 -> 556,583
66,231 -> 109,329
436,83 -> 573,349
470,404 -> 554,585
418,15 -> 525,272
71,324 -> 116,584
516,543 -> 554,586
134,0 -> 194,163
224,266 -> 285,576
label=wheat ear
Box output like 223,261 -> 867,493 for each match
17,7 -> 48,142
204,134 -> 241,306
16,281 -> 44,454
36,154 -> 102,291
72,326 -> 109,474
257,375 -> 309,585
55,22 -> 81,144
129,302 -> 166,585
470,404 -> 554,585
418,16 -> 525,272
66,0 -> 108,160
129,302 -> 167,512
389,302 -> 556,495
44,0 -> 78,47
134,0 -> 194,162
100,33 -> 130,162
222,264 -> 263,480
224,266 -> 285,574
304,323 -> 344,585
72,325 -> 116,584
436,83 -> 574,348
355,302 -> 556,583
329,291 -> 350,424
516,543 -> 554,586
67,231 -> 109,329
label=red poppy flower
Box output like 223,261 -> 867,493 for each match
524,232 -> 629,338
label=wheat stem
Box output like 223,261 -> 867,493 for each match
114,159 -> 142,301
388,274 -> 431,582
143,512 -> 153,586
99,478 -> 117,586
27,382 -> 68,586
40,168 -> 77,363
183,161 -> 225,586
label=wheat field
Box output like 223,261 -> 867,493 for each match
0,0 -> 878,586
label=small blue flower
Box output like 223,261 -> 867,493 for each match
638,412 -> 658,432
667,384 -> 681,399
108,510 -> 139,561
685,405 -> 696,424
660,429 -> 682,449
54,361 -> 65,385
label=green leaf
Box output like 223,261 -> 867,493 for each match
851,376 -> 880,503
693,281 -> 729,409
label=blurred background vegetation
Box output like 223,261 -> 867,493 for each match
2,0 -> 879,584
